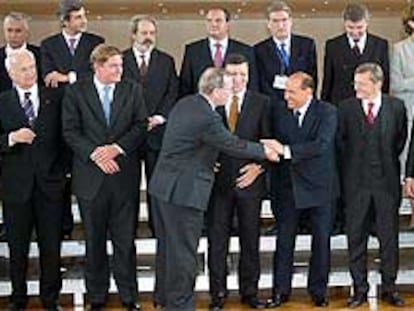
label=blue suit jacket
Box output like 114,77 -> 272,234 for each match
271,99 -> 338,209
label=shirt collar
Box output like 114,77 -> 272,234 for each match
93,76 -> 115,94
347,32 -> 367,50
62,31 -> 82,44
132,45 -> 153,63
5,43 -> 27,56
273,35 -> 291,51
225,89 -> 246,114
362,92 -> 382,112
294,97 -> 312,116
208,37 -> 229,52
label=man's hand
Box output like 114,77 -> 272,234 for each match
236,163 -> 263,189
405,177 -> 414,198
260,139 -> 284,155
91,144 -> 121,164
148,115 -> 165,131
44,71 -> 69,88
263,144 -> 280,162
95,158 -> 120,175
10,128 -> 36,144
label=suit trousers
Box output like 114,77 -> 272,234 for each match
3,182 -> 63,307
152,198 -> 204,311
78,176 -> 138,305
207,188 -> 261,298
273,192 -> 332,297
346,188 -> 399,294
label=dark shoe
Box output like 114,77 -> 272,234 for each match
45,305 -> 62,311
311,295 -> 328,307
347,293 -> 367,308
8,303 -> 26,311
266,293 -> 289,308
241,296 -> 265,309
88,303 -> 105,311
209,295 -> 225,311
122,302 -> 141,311
381,292 -> 405,306
265,224 -> 278,235
153,302 -> 165,310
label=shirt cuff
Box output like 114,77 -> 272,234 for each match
113,143 -> 125,155
283,145 -> 292,159
152,115 -> 166,124
8,133 -> 16,147
68,71 -> 77,84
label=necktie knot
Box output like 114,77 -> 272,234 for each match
24,92 -> 31,100
213,43 -> 223,68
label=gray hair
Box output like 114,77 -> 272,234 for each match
198,67 -> 227,95
129,15 -> 157,34
343,3 -> 370,22
3,12 -> 30,30
5,49 -> 35,72
355,63 -> 384,83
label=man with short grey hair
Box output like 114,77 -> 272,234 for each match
122,15 -> 178,237
338,62 -> 406,308
149,67 -> 279,311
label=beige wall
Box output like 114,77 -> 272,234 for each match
0,16 -> 406,89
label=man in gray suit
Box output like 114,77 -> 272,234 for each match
62,44 -> 147,311
148,67 -> 279,311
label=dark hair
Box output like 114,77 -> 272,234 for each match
266,1 -> 292,19
207,7 -> 231,22
224,53 -> 248,66
342,3 -> 369,22
58,0 -> 84,22
402,4 -> 414,35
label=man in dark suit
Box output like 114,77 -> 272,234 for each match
122,15 -> 178,236
179,7 -> 258,98
0,12 -> 42,94
40,0 -> 104,239
207,54 -> 270,310
62,44 -> 148,311
265,72 -> 337,308
337,63 -> 406,308
321,3 -> 389,104
0,50 -> 65,311
40,0 -> 104,88
254,0 -> 318,235
148,67 -> 279,311
254,1 -> 317,105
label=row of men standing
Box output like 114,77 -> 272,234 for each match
0,1 -> 411,311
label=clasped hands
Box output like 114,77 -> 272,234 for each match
260,139 -> 284,162
90,144 -> 121,175
405,177 -> 414,199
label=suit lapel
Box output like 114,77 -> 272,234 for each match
201,39 -> 214,67
289,35 -> 300,71
83,81 -> 108,126
379,95 -> 390,144
300,100 -> 317,139
57,34 -> 73,66
110,82 -> 128,128
9,89 -> 29,126
124,49 -> 141,81
146,49 -> 159,83
236,91 -> 254,133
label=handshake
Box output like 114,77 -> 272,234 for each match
260,139 -> 285,162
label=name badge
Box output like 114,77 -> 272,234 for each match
273,75 -> 288,89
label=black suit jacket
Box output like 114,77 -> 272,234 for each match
40,32 -> 104,82
254,35 -> 318,103
62,78 -> 148,200
0,44 -> 42,94
321,33 -> 390,104
272,99 -> 338,209
148,94 -> 266,212
214,90 -> 271,198
0,86 -> 66,203
337,95 -> 406,205
179,38 -> 258,97
122,48 -> 178,151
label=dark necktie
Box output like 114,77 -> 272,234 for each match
102,85 -> 111,124
214,43 -> 223,68
293,110 -> 301,127
352,39 -> 361,57
279,42 -> 290,68
23,92 -> 35,127
139,54 -> 148,77
68,38 -> 76,55
366,102 -> 375,125
227,95 -> 239,132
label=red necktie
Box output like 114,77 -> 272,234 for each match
214,43 -> 223,68
366,102 -> 375,125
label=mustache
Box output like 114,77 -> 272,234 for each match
141,38 -> 153,45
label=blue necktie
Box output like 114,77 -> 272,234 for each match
279,42 -> 290,68
102,85 -> 111,124
23,92 -> 35,127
